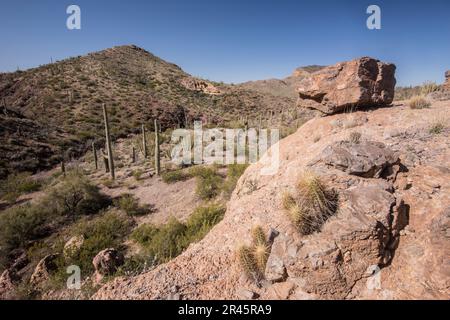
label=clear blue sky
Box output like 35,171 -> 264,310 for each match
0,0 -> 449,86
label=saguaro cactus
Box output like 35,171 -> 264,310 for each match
154,119 -> 161,176
92,142 -> 98,170
61,159 -> 66,177
132,146 -> 136,163
141,124 -> 148,158
102,104 -> 115,180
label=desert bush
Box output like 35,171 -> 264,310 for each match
429,122 -> 445,135
132,204 -> 225,264
181,204 -> 225,246
223,164 -> 249,198
132,169 -> 144,181
189,166 -> 223,200
67,210 -> 133,273
0,204 -> 49,268
47,171 -> 110,216
161,169 -> 191,184
131,217 -> 186,263
114,194 -> 149,216
282,172 -> 338,235
408,96 -> 431,109
0,172 -> 42,203
420,81 -> 440,95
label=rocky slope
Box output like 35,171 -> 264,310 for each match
94,99 -> 450,300
0,45 -> 303,179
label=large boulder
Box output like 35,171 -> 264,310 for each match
30,254 -> 59,287
297,57 -> 396,114
444,71 -> 450,90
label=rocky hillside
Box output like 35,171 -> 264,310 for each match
0,45 -> 307,179
237,65 -> 325,100
94,97 -> 450,300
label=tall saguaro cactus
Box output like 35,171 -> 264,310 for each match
141,124 -> 148,158
92,142 -> 98,170
154,119 -> 161,176
102,104 -> 115,180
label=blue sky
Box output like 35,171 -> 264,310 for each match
0,0 -> 449,86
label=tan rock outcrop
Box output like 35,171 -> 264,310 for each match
445,71 -> 450,90
93,249 -> 124,283
297,57 -> 396,114
180,78 -> 221,95
94,100 -> 450,300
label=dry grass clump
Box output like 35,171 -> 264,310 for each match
408,96 -> 431,109
282,171 -> 338,235
237,226 -> 269,282
348,131 -> 361,144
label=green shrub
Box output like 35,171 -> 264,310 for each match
132,204 -> 225,264
0,204 -> 49,268
48,171 -> 110,216
67,210 -> 133,273
223,164 -> 248,198
195,173 -> 223,200
131,217 -> 186,263
429,122 -> 445,135
114,194 -> 149,216
161,169 -> 191,184
181,204 -> 225,245
0,172 -> 42,203
132,169 -> 144,181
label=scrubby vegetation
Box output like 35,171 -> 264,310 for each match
395,81 -> 441,101
114,194 -> 150,216
408,96 -> 431,109
161,169 -> 191,184
0,172 -> 42,203
429,122 -> 445,135
282,171 -> 338,235
189,166 -> 224,200
63,210 -> 133,274
222,164 -> 249,198
0,171 -> 110,270
131,204 -> 225,263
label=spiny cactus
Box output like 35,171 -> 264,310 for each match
251,226 -> 267,247
283,171 -> 338,235
349,131 -> 361,144
237,245 -> 258,279
237,225 -> 271,282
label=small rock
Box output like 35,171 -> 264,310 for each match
63,235 -> 85,259
236,288 -> 257,300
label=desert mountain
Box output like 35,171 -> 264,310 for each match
237,65 -> 325,99
0,45 -> 305,179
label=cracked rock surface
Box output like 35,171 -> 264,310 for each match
94,101 -> 450,300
